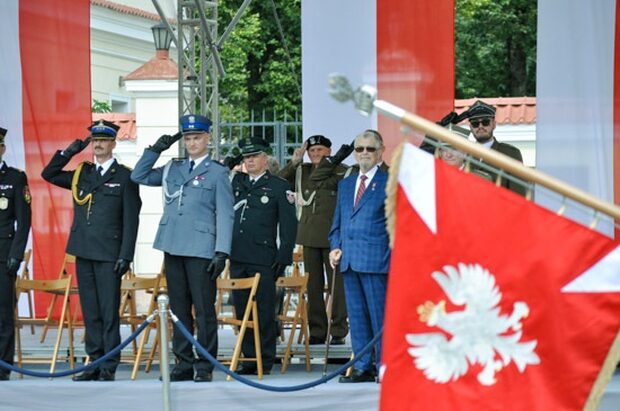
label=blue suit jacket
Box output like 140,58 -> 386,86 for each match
329,168 -> 390,274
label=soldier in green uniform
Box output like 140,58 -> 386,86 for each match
0,127 -> 32,381
279,135 -> 352,345
467,100 -> 526,196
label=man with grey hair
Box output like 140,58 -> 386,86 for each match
329,129 -> 390,383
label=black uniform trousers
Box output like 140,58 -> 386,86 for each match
0,264 -> 16,377
229,261 -> 277,371
304,246 -> 348,340
75,258 -> 121,372
164,253 -> 217,373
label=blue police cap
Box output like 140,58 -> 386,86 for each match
467,100 -> 496,120
180,114 -> 212,134
88,119 -> 119,140
306,135 -> 332,148
239,137 -> 270,156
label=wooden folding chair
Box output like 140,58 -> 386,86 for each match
276,274 -> 311,373
14,276 -> 75,375
40,254 -> 81,344
131,267 -> 170,379
116,275 -> 161,379
16,249 -> 35,335
217,274 -> 263,380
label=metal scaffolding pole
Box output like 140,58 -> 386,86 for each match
151,0 -> 253,159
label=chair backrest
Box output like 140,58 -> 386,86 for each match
276,275 -> 308,291
217,275 -> 260,293
120,275 -> 161,293
16,277 -> 72,296
20,249 -> 32,280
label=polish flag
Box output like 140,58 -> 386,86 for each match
380,143 -> 620,410
0,0 -> 91,315
536,0 -> 620,237
301,0 -> 454,159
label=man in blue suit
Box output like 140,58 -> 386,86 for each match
329,130 -> 390,383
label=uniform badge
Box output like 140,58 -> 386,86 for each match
23,186 -> 31,204
286,190 -> 296,204
192,179 -> 199,186
0,197 -> 8,210
261,195 -> 269,204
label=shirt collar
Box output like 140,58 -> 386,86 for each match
95,157 -> 115,174
359,164 -> 379,182
189,154 -> 209,169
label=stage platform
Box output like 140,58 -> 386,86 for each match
2,325 -> 619,410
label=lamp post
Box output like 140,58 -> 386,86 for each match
151,22 -> 173,51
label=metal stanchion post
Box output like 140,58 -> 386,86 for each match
157,294 -> 172,411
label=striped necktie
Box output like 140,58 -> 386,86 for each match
354,175 -> 367,207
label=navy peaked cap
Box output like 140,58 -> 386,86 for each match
239,136 -> 270,156
89,119 -> 119,139
180,114 -> 211,134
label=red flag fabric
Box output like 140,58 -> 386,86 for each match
380,143 -> 620,410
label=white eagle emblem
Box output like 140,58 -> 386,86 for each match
406,263 -> 540,386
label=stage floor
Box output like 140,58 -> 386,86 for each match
2,326 -> 619,410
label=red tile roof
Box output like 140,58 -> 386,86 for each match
90,0 -> 175,23
123,50 -> 178,81
92,113 -> 136,141
455,97 -> 536,125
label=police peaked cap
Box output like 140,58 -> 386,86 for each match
89,119 -> 120,139
239,136 -> 270,156
467,100 -> 496,119
180,114 -> 212,134
306,135 -> 332,148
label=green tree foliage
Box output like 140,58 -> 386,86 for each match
455,0 -> 537,98
218,0 -> 301,120
92,99 -> 112,113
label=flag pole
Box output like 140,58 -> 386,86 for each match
327,74 -> 620,221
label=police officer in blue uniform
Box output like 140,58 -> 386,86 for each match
230,137 -> 297,375
42,120 -> 141,382
0,127 -> 32,381
131,114 -> 234,382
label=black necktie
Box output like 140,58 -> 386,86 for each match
189,160 -> 195,173
97,165 -> 103,176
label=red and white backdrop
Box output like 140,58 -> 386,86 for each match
0,0 -> 91,315
536,0 -> 620,236
301,0 -> 455,161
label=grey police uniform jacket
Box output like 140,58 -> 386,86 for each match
131,149 -> 234,259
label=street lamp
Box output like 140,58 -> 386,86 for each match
151,22 -> 173,51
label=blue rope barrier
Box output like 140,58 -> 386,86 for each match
172,315 -> 383,392
0,315 -> 154,378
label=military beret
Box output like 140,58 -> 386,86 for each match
0,127 -> 6,144
180,114 -> 211,134
306,135 -> 332,148
88,119 -> 119,140
467,100 -> 496,119
239,136 -> 270,156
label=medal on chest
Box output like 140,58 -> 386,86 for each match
0,197 -> 8,210
261,195 -> 269,204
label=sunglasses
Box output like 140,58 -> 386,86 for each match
354,146 -> 378,153
470,118 -> 492,128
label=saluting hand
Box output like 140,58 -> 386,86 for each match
291,141 -> 307,165
149,132 -> 182,154
63,136 -> 92,158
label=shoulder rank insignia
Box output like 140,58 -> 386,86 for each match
23,185 -> 32,204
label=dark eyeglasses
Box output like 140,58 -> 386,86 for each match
470,118 -> 492,128
354,146 -> 378,153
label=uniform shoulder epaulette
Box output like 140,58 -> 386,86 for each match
210,160 -> 226,170
172,157 -> 185,162
270,174 -> 289,184
80,160 -> 94,167
119,163 -> 133,171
